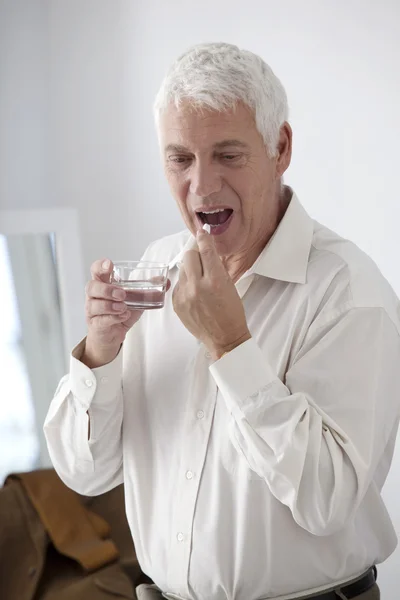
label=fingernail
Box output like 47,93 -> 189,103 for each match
112,302 -> 124,311
112,288 -> 125,300
102,259 -> 110,270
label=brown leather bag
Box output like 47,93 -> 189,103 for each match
0,469 -> 152,600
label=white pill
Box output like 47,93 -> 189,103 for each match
202,223 -> 211,234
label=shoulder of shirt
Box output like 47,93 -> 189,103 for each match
141,229 -> 191,264
309,220 -> 400,326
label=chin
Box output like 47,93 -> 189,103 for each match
214,237 -> 237,257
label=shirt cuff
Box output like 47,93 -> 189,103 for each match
69,338 -> 123,410
209,337 -> 282,416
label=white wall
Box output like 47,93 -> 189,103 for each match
1,0 -> 399,594
0,0 -> 49,213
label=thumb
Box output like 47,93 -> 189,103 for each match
196,230 -> 223,274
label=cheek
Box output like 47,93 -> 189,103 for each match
166,172 -> 186,205
233,180 -> 268,230
166,173 -> 193,219
229,175 -> 260,215
228,165 -> 265,201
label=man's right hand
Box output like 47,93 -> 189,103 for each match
82,258 -> 143,368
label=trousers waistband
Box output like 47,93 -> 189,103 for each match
296,567 -> 377,600
137,567 -> 377,600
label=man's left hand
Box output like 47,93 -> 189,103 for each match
172,231 -> 251,360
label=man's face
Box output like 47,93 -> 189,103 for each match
159,101 -> 291,258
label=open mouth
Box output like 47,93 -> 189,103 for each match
197,208 -> 233,227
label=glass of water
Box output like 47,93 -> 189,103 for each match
111,261 -> 169,310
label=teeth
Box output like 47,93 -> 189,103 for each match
202,208 -> 226,214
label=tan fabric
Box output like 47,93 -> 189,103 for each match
0,469 -> 151,600
7,470 -> 119,572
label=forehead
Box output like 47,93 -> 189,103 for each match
159,101 -> 258,150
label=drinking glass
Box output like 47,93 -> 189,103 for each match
111,261 -> 169,310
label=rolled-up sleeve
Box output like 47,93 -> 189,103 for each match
210,306 -> 400,536
44,338 -> 124,496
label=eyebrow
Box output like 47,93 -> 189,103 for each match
214,139 -> 249,150
164,139 -> 249,153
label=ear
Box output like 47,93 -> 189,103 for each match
275,122 -> 292,178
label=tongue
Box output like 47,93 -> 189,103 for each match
203,209 -> 232,226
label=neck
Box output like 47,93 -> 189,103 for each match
222,186 -> 291,283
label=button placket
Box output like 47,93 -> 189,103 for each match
167,350 -> 218,596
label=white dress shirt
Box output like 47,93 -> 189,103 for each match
44,191 -> 400,600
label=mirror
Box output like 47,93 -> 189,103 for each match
0,209 -> 86,484
0,233 -> 66,482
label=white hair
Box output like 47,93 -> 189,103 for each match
154,42 -> 289,157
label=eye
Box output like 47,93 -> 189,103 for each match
221,153 -> 242,162
168,155 -> 191,164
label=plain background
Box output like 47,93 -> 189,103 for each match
1,0 -> 399,595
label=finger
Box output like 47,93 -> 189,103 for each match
90,311 -> 132,329
172,280 -> 180,309
121,308 -> 144,328
182,249 -> 203,281
178,263 -> 188,285
91,258 -> 114,283
86,280 -> 126,301
86,298 -> 127,318
196,230 -> 223,275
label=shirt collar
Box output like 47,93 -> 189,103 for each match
169,190 -> 314,285
250,191 -> 313,284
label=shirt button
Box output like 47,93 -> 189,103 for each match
186,470 -> 193,480
177,532 -> 184,542
100,376 -> 108,384
85,379 -> 93,387
205,352 -> 211,359
196,410 -> 204,420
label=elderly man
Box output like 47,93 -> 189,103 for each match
44,43 -> 400,600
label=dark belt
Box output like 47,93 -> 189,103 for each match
300,567 -> 377,600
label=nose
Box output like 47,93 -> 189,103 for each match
189,161 -> 222,197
